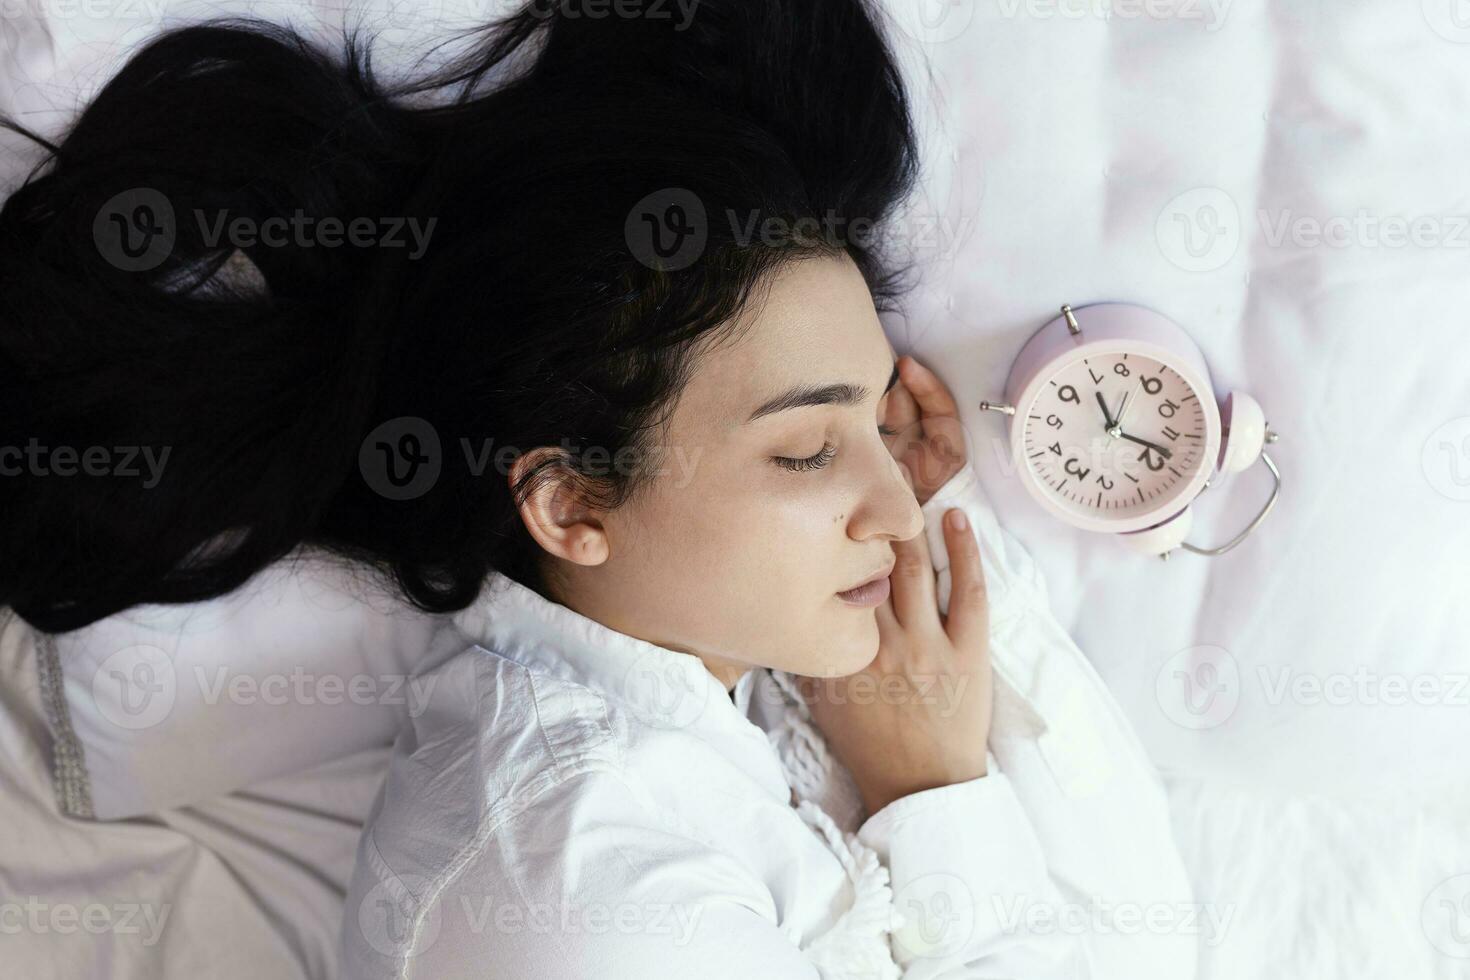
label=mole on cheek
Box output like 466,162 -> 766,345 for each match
834,513 -> 844,523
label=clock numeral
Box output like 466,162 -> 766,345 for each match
1161,426 -> 1180,442
1048,441 -> 1063,456
1045,413 -> 1063,429
1058,384 -> 1080,405
1063,457 -> 1091,482
1112,362 -> 1130,378
1088,368 -> 1104,385
1141,375 -> 1163,396
1095,474 -> 1114,490
1138,446 -> 1166,471
1158,397 -> 1180,419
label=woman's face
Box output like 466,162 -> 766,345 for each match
538,253 -> 925,688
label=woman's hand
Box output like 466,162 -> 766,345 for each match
797,493 -> 994,816
881,355 -> 967,506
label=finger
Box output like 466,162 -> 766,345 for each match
870,593 -> 901,671
898,356 -> 959,421
883,373 -> 920,431
939,508 -> 990,651
888,521 -> 938,632
898,357 -> 967,488
919,415 -> 968,487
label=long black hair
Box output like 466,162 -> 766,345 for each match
0,0 -> 920,633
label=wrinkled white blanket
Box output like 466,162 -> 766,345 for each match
4,2 -> 1468,977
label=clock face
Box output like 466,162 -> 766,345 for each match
1021,352 -> 1209,520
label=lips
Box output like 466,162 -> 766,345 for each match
836,560 -> 895,607
840,561 -> 895,595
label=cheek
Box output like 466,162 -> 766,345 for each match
662,472 -> 849,601
629,474 -> 877,673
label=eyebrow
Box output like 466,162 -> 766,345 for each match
745,358 -> 901,424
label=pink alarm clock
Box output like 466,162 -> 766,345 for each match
978,303 -> 1281,559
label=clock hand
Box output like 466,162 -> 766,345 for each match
1114,380 -> 1141,432
1104,384 -> 1139,447
1116,430 -> 1173,460
1095,391 -> 1116,429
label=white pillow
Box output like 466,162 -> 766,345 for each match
35,553 -> 447,819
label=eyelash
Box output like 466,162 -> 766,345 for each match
773,423 -> 901,473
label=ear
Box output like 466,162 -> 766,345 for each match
508,448 -> 611,567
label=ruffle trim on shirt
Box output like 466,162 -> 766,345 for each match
764,670 -> 831,799
764,669 -> 866,832
793,800 -> 903,980
759,670 -> 901,978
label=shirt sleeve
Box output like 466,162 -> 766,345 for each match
855,766 -> 1083,978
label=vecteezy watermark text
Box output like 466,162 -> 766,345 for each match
194,210 -> 437,260
0,898 -> 171,947
93,188 -> 439,273
0,440 -> 170,488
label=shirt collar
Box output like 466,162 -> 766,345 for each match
451,573 -> 774,751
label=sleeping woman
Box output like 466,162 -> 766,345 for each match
0,1 -> 1196,976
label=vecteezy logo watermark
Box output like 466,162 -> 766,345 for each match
1423,0 -> 1470,43
355,880 -> 705,960
93,188 -> 176,273
191,666 -> 440,715
0,898 -> 171,947
1422,873 -> 1470,958
624,188 -> 980,269
993,0 -> 1232,30
1257,209 -> 1470,250
994,896 -> 1235,948
359,873 -> 442,959
360,417 -> 443,501
1256,666 -> 1470,708
791,671 -> 973,718
192,210 -> 437,260
358,418 -> 706,501
1155,644 -> 1240,730
1423,417 -> 1470,502
524,0 -> 701,30
92,645 -> 177,731
0,0 -> 168,25
892,873 -> 975,959
892,0 -> 977,45
620,649 -> 710,730
725,208 -> 978,263
625,187 -> 708,272
1155,187 -> 1241,272
455,897 -> 704,944
89,647 -> 442,732
93,188 -> 438,271
0,440 -> 171,488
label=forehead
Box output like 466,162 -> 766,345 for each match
675,255 -> 892,432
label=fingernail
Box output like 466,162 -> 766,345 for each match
947,509 -> 966,531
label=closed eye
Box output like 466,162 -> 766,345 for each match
772,421 -> 900,473
772,442 -> 836,473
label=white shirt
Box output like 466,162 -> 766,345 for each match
339,461 -> 1197,979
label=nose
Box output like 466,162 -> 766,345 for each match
846,441 -> 925,542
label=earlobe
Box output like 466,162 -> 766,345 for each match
509,449 -> 611,567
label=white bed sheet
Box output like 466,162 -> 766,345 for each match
4,2 -> 1469,978
0,610 -> 387,979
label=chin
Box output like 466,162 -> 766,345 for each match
806,619 -> 880,678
